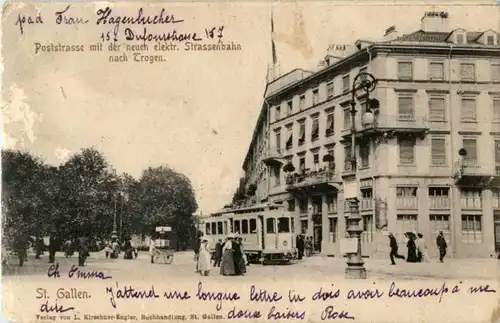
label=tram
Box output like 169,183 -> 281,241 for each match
201,204 -> 296,264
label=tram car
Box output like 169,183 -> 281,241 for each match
201,204 -> 296,264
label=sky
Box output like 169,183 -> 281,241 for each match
1,2 -> 498,214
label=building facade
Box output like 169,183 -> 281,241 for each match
234,12 -> 500,259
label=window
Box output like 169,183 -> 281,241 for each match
495,140 -> 500,174
327,148 -> 335,171
329,218 -> 337,243
487,35 -> 495,45
273,165 -> 281,186
312,89 -> 319,105
431,138 -> 446,165
327,82 -> 334,99
343,108 -> 351,129
492,64 -> 500,82
430,215 -> 451,244
460,63 -> 475,81
277,217 -> 290,233
398,95 -> 414,120
494,99 -> 500,122
250,219 -> 257,233
460,98 -> 476,122
429,62 -> 444,80
311,117 -> 319,141
299,156 -> 306,172
396,214 -> 418,243
313,153 -> 319,165
234,220 -> 241,234
298,121 -> 305,145
286,100 -> 293,115
344,144 -> 352,172
300,219 -> 308,234
217,221 -> 223,234
241,219 -> 248,234
266,218 -> 276,233
429,97 -> 445,121
462,138 -> 478,166
299,95 -> 306,110
275,130 -> 281,152
398,138 -> 416,165
285,126 -> 293,150
362,215 -> 374,243
359,141 -> 370,168
211,222 -> 217,235
429,187 -> 450,209
275,106 -> 281,120
342,74 -> 350,93
205,223 -> 211,235
461,215 -> 482,243
456,34 -> 465,44
396,187 -> 418,209
361,189 -> 373,210
398,61 -> 413,80
460,189 -> 482,209
287,199 -> 295,212
326,194 -> 337,213
326,111 -> 334,136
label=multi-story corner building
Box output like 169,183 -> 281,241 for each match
235,11 -> 500,259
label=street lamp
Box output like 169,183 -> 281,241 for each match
345,72 -> 377,280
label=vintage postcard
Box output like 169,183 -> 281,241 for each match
1,1 -> 500,322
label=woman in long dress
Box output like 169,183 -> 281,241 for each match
197,238 -> 211,276
417,233 -> 429,262
220,236 -> 235,276
406,233 -> 418,263
236,237 -> 247,275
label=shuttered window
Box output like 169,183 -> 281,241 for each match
492,64 -> 500,82
398,62 -> 413,80
327,82 -> 334,98
342,75 -> 350,93
429,62 -> 444,80
344,145 -> 352,171
298,122 -> 305,145
286,127 -> 293,149
398,96 -> 414,120
487,36 -> 495,45
495,140 -> 500,164
462,138 -> 478,166
326,112 -> 334,135
460,63 -> 475,81
493,99 -> 500,121
312,89 -> 319,105
398,138 -> 415,165
275,130 -> 281,152
460,98 -> 476,121
343,108 -> 351,129
429,97 -> 445,121
431,138 -> 446,165
299,95 -> 306,110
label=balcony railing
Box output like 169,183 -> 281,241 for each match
396,197 -> 418,209
285,168 -> 336,187
312,205 -> 322,214
361,114 -> 429,131
360,198 -> 373,211
460,198 -> 482,209
429,196 -> 450,209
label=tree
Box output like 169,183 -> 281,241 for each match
135,166 -> 198,249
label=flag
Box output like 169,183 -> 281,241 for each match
271,11 -> 278,66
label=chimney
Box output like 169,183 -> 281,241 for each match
421,11 -> 449,33
383,25 -> 399,41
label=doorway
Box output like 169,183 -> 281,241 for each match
313,214 -> 322,253
494,212 -> 500,253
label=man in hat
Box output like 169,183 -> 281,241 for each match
388,233 -> 405,265
436,230 -> 447,263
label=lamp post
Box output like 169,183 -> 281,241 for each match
110,168 -> 118,241
345,72 -> 377,279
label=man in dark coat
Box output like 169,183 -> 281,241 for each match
296,233 -> 305,260
389,233 -> 405,265
13,233 -> 29,267
48,231 -> 59,264
77,236 -> 90,267
34,237 -> 44,259
213,239 -> 223,267
436,231 -> 447,263
232,238 -> 243,275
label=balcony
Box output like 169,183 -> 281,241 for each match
356,114 -> 430,138
285,168 -> 341,194
454,160 -> 494,186
429,196 -> 450,210
396,197 -> 418,210
360,198 -> 373,211
261,148 -> 284,167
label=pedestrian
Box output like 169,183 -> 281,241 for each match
13,233 -> 29,267
34,236 -> 44,260
296,233 -> 305,260
123,238 -> 133,260
413,232 -> 422,262
149,237 -> 157,264
436,230 -> 447,263
220,235 -> 236,276
213,239 -> 222,268
194,231 -> 202,262
111,239 -> 120,259
77,236 -> 89,267
133,247 -> 138,259
104,241 -> 112,259
406,233 -> 419,263
388,233 -> 405,265
197,238 -> 211,276
48,231 -> 59,264
305,237 -> 313,257
234,237 -> 246,275
417,233 -> 429,262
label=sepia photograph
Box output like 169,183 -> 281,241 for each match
1,1 -> 500,322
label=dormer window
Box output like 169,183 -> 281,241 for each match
487,35 -> 495,45
456,33 -> 466,45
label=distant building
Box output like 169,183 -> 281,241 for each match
230,11 -> 500,258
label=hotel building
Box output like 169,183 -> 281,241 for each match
233,12 -> 500,258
